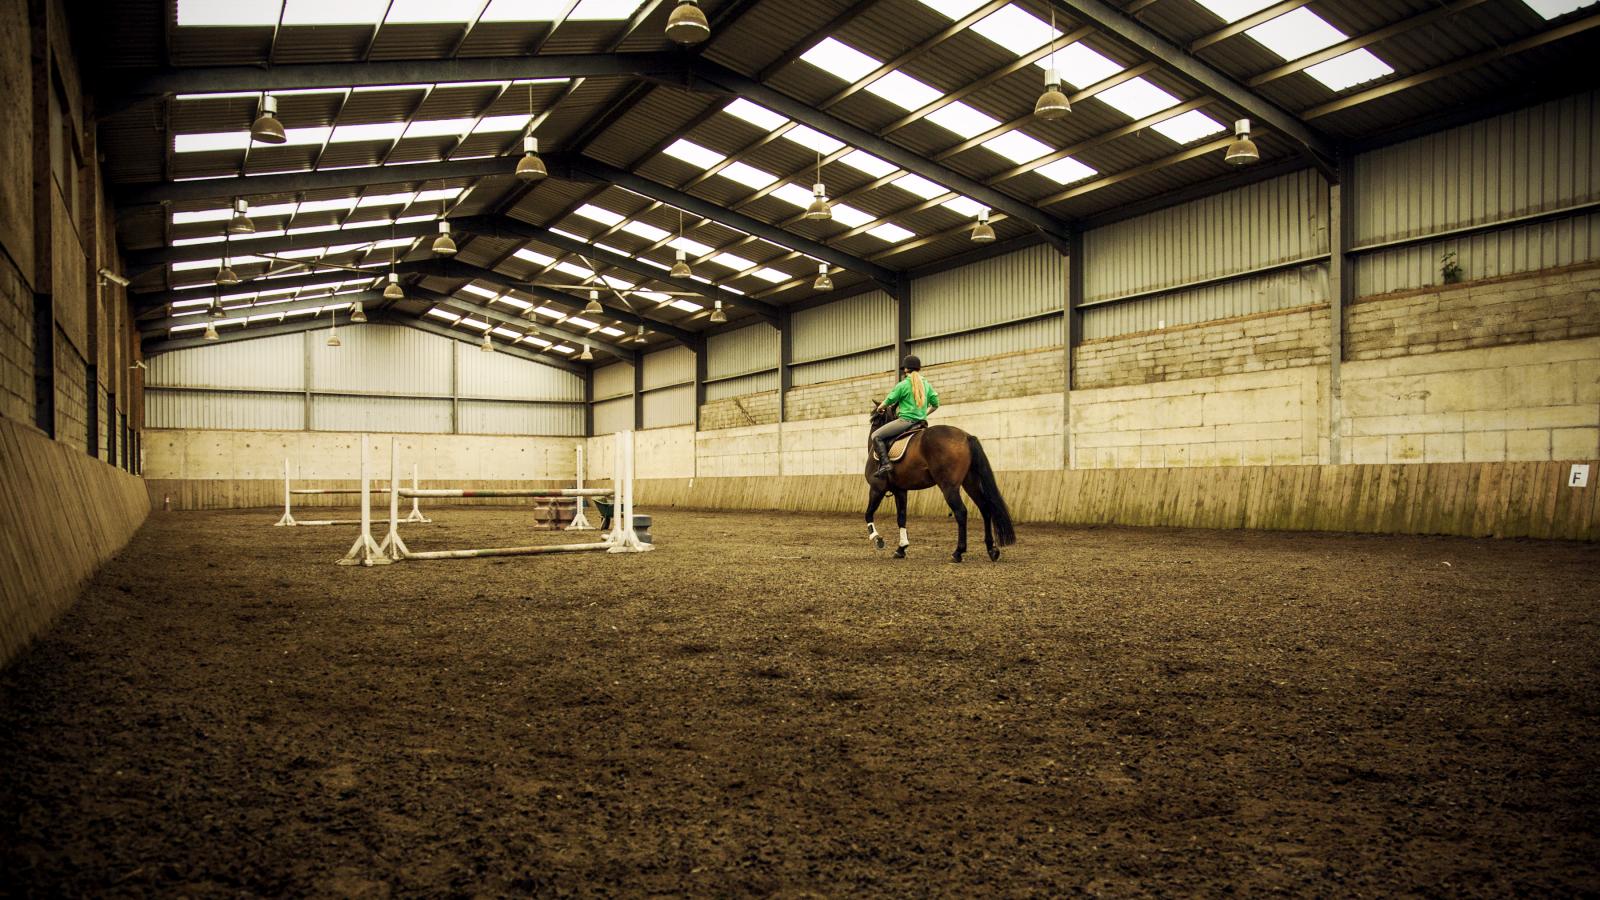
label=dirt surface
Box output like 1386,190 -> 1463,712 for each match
2,507 -> 1598,897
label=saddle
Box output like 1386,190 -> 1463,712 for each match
873,421 -> 926,463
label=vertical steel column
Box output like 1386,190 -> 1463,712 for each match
692,334 -> 707,433
29,0 -> 53,438
632,350 -> 643,431
1065,229 -> 1084,470
31,294 -> 54,437
777,308 -> 792,423
1328,158 -> 1353,466
449,339 -> 460,434
86,362 -> 97,456
583,365 -> 595,437
892,274 -> 911,373
302,331 -> 314,430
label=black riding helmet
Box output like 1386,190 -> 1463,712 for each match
902,355 -> 922,372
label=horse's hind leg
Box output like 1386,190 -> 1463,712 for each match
865,486 -> 887,550
892,488 -> 910,558
963,472 -> 999,562
940,483 -> 968,563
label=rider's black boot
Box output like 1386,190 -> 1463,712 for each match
872,439 -> 893,479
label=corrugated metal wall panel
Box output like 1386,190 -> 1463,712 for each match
910,316 -> 1063,365
1353,90 -> 1598,245
641,345 -> 695,390
592,396 -> 633,434
145,388 -> 305,430
791,347 -> 897,387
309,395 -> 452,433
642,384 -> 695,428
1085,169 -> 1329,303
911,244 -> 1063,339
457,400 -> 584,436
792,290 -> 894,363
308,324 -> 452,395
704,369 -> 777,401
1081,265 -> 1331,340
458,346 -> 585,401
146,332 -> 305,391
594,360 -> 634,400
1355,212 -> 1600,296
707,323 -> 779,380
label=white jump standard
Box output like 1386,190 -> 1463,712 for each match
274,457 -> 430,527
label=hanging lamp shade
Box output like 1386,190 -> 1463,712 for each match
383,272 -> 405,300
1034,68 -> 1071,119
665,0 -> 710,45
516,136 -> 547,182
432,221 -> 457,256
579,344 -> 594,361
584,290 -> 604,315
228,199 -> 254,235
208,300 -> 225,318
670,248 -> 693,279
480,332 -> 495,353
804,183 -> 832,221
631,324 -> 648,344
708,299 -> 727,323
349,301 -> 367,324
214,263 -> 240,286
326,326 -> 341,348
202,322 -> 219,342
971,209 -> 996,243
251,95 -> 287,144
1225,119 -> 1259,166
813,263 -> 833,292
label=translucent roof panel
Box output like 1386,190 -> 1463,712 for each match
1037,42 -> 1124,87
1524,0 -> 1598,16
925,102 -> 1002,139
890,173 -> 947,200
941,196 -> 984,217
781,124 -> 845,155
1150,110 -> 1227,144
864,71 -> 943,112
719,161 -> 780,191
867,223 -> 916,243
969,5 -> 1058,54
915,0 -> 987,16
177,0 -> 282,26
280,0 -> 391,26
662,139 -> 726,169
1095,78 -> 1179,119
1035,157 -> 1097,185
384,0 -> 481,22
837,150 -> 897,178
1245,8 -> 1345,61
981,131 -> 1053,164
830,205 -> 875,229
1304,50 -> 1395,92
723,99 -> 788,132
799,38 -> 880,83
770,184 -> 819,208
1191,0 -> 1281,22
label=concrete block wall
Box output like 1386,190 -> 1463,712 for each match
1076,305 -> 1330,390
699,389 -> 778,430
786,372 -> 889,422
0,258 -> 31,423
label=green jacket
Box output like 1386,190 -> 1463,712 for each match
884,375 -> 939,422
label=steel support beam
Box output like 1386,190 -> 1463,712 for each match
409,287 -> 631,360
453,214 -> 779,324
402,316 -> 587,375
686,60 -> 1076,251
555,154 -> 899,288
115,156 -> 523,208
1327,158 -> 1353,466
1045,0 -> 1338,176
128,218 -> 439,270
134,269 -> 381,315
143,311 -> 364,355
138,290 -> 379,335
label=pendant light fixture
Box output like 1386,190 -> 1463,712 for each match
516,85 -> 547,182
432,219 -> 457,256
584,289 -> 604,315
971,208 -> 996,243
579,344 -> 594,361
665,0 -> 710,45
208,298 -> 225,318
1034,7 -> 1071,120
479,332 -> 495,353
804,149 -> 832,221
349,300 -> 367,324
202,322 -> 220,342
631,323 -> 648,345
214,257 -> 240,287
708,299 -> 727,323
383,271 -> 404,300
326,314 -> 341,348
228,199 -> 254,235
670,212 -> 693,278
251,95 -> 287,144
813,263 -> 833,291
1225,119 -> 1259,166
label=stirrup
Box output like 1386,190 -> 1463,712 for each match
874,460 -> 894,478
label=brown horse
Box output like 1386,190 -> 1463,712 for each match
864,405 -> 1016,562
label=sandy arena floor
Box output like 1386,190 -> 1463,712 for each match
2,506 -> 1597,896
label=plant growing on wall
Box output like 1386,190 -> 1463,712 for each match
1440,250 -> 1464,285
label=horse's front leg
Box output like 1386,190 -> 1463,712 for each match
865,486 -> 887,550
892,488 -> 910,558
940,484 -> 968,563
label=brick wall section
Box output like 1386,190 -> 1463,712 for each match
1076,304 -> 1330,390
921,347 -> 1062,405
0,256 -> 31,424
1346,263 -> 1600,361
786,372 -> 889,422
54,326 -> 87,452
699,390 -> 778,430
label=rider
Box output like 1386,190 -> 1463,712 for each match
872,355 -> 939,479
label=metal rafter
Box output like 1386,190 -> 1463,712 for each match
116,157 -> 519,207
391,315 -> 588,374
1246,0 -> 1490,87
127,218 -> 440,270
142,313 -> 362,356
133,267 -> 381,315
138,290 -> 378,336
413,289 -> 629,360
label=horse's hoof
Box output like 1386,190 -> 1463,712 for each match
988,548 -> 1001,562
951,551 -> 964,563
893,547 -> 906,559
872,534 -> 885,551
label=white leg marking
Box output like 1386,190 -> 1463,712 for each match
898,527 -> 910,548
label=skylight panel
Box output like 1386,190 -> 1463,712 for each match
669,236 -> 715,256
982,131 -> 1052,164
1038,43 -> 1123,88
970,5 -> 1058,54
289,223 -> 341,236
891,173 -> 947,200
723,99 -> 788,132
1245,8 -> 1344,61
462,284 -> 499,299
495,294 -> 533,310
1095,78 -> 1178,119
662,139 -> 725,170
1035,157 -> 1097,185
636,290 -> 672,303
781,124 -> 845,155
479,0 -> 566,21
770,183 -> 819,208
281,0 -> 390,26
1524,0 -> 1598,17
172,208 -> 235,225
621,221 -> 671,242
867,223 -> 916,243
534,306 -> 566,319
473,114 -> 533,133
549,228 -> 587,242
492,327 -> 520,339
941,196 -> 985,217
356,192 -> 416,208
1304,49 -> 1394,92
297,198 -> 359,214
600,275 -> 634,289
460,318 -> 492,331
670,299 -> 705,312
414,188 -> 464,204
838,150 -> 897,178
799,38 -> 880,83
552,345 -> 577,354
427,308 -> 463,322
711,252 -> 757,271
864,71 -> 942,111
830,205 -> 874,228
566,316 -> 601,329
720,161 -> 780,191
600,326 -> 625,337
750,268 -> 790,284
385,0 -> 478,22
554,262 -> 593,278
403,118 -> 476,139
174,132 -> 252,154
925,102 -> 1001,139
515,248 -> 557,266
331,122 -> 407,143
915,0 -> 987,16
1192,0 -> 1281,22
177,0 -> 281,26
526,336 -> 553,347
1150,110 -> 1227,144
574,204 -> 625,227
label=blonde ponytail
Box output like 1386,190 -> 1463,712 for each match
910,371 -> 927,408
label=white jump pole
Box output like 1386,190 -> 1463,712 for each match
337,434 -> 392,567
567,444 -> 595,531
273,457 -> 296,526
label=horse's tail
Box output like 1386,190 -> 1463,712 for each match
966,435 -> 1016,546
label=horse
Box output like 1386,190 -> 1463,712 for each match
864,404 -> 1016,562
